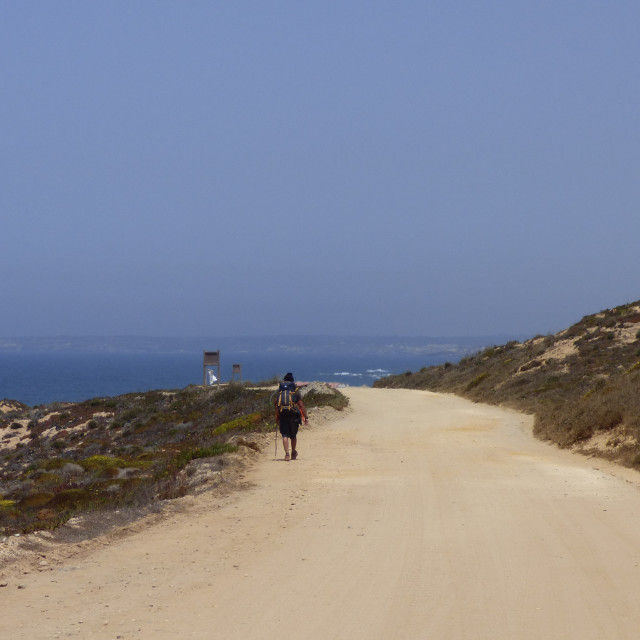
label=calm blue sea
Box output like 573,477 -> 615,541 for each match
0,350 -> 448,406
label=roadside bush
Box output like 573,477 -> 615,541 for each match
212,412 -> 263,436
303,390 -> 349,412
174,443 -> 238,470
465,372 -> 490,391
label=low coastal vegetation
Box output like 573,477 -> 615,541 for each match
0,383 -> 347,536
375,301 -> 640,468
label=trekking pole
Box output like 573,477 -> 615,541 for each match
271,391 -> 278,460
274,423 -> 278,459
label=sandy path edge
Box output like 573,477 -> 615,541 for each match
3,387 -> 640,640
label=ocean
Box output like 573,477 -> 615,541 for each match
0,349 -> 452,407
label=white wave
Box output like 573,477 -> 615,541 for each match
333,372 -> 363,377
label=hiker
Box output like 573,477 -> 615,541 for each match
274,372 -> 308,461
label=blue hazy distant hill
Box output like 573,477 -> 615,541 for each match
0,335 -> 525,358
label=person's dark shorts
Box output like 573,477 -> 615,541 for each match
279,411 -> 300,439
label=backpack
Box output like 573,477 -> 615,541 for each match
276,381 -> 297,414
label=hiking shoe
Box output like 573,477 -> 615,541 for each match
284,453 -> 290,461
291,450 -> 298,460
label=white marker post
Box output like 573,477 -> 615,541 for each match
203,350 -> 220,387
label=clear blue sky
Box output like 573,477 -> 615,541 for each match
2,2 -> 638,338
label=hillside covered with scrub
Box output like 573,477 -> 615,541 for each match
0,383 -> 347,537
375,301 -> 640,468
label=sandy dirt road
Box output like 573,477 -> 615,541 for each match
4,387 -> 640,639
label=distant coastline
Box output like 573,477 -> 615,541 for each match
0,334 -> 525,357
0,335 -> 527,406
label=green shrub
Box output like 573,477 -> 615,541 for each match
34,472 -> 64,488
47,488 -> 95,509
80,455 -> 129,472
303,391 -> 348,411
21,511 -> 73,534
520,359 -> 543,372
174,444 -> 238,470
212,412 -> 263,436
19,493 -> 54,508
40,458 -> 73,470
465,372 -> 490,391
